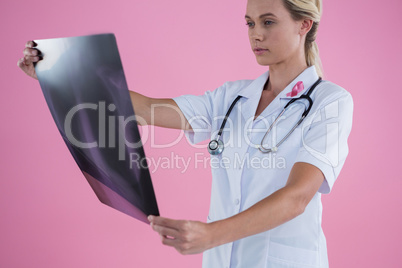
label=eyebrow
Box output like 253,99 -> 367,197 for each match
244,13 -> 277,19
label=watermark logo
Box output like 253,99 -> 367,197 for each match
63,98 -> 344,170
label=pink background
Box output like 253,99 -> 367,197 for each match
1,0 -> 401,267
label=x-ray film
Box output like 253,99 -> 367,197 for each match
34,33 -> 159,224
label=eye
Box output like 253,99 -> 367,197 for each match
245,21 -> 255,28
245,20 -> 273,28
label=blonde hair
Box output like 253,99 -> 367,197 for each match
283,0 -> 324,77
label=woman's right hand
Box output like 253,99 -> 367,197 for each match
17,40 -> 42,80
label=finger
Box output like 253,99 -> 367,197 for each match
18,58 -> 32,75
152,223 -> 181,239
23,47 -> 40,64
151,216 -> 182,230
18,57 -> 32,72
25,40 -> 37,48
18,56 -> 31,67
17,57 -> 26,68
23,47 -> 39,57
23,55 -> 33,66
24,54 -> 41,66
160,235 -> 181,247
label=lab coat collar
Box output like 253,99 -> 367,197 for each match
236,65 -> 320,124
237,65 -> 319,100
279,65 -> 320,99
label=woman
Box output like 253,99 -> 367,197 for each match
18,0 -> 353,267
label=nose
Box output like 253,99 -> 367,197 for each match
249,26 -> 264,42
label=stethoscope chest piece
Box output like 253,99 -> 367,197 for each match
208,139 -> 224,155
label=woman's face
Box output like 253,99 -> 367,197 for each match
245,0 -> 304,66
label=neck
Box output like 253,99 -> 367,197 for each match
265,53 -> 308,96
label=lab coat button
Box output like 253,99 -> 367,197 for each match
235,198 -> 240,205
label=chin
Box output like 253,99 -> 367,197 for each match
255,57 -> 271,66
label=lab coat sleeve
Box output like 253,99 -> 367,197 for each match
172,83 -> 226,144
294,92 -> 354,194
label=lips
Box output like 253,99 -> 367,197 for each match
253,47 -> 268,55
253,47 -> 268,52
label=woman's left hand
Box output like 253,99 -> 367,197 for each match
148,215 -> 216,255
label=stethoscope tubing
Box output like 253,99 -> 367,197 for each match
208,77 -> 322,155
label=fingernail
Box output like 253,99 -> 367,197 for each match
148,215 -> 153,221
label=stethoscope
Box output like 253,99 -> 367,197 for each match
207,77 -> 322,155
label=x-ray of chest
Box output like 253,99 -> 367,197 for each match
34,33 -> 159,224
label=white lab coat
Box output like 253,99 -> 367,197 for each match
172,66 -> 354,268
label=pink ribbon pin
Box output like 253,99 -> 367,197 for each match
286,81 -> 304,97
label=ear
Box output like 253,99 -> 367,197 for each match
299,18 -> 314,36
